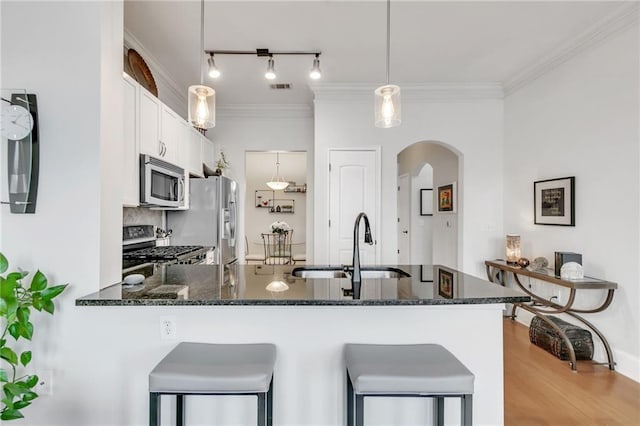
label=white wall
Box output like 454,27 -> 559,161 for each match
410,164 -> 433,265
313,87 -> 505,277
208,109 -> 314,262
504,24 -> 640,381
244,151 -> 307,257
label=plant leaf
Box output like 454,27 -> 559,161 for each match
0,253 -> 7,274
0,369 -> 7,382
42,299 -> 55,315
40,284 -> 68,301
4,382 -> 25,396
32,296 -> 43,311
1,409 -> 24,420
14,400 -> 30,410
25,375 -> 38,388
16,307 -> 30,323
19,322 -> 33,340
0,347 -> 18,365
0,297 -> 7,316
8,323 -> 20,340
7,271 -> 28,281
22,391 -> 37,402
20,351 -> 31,367
0,277 -> 16,298
29,270 -> 47,291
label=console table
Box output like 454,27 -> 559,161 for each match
484,260 -> 617,371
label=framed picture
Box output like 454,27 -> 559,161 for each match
420,265 -> 433,283
420,189 -> 433,216
534,177 -> 575,226
437,182 -> 456,213
437,267 -> 456,299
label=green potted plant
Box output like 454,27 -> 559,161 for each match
215,150 -> 230,175
0,252 -> 68,421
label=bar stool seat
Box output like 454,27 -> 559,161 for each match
345,344 -> 474,426
149,342 -> 276,426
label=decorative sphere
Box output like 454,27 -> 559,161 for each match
517,258 -> 530,268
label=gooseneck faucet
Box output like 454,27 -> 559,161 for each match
352,212 -> 374,298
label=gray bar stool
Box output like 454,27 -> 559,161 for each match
149,342 -> 276,426
345,344 -> 474,426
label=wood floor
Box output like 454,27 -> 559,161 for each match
504,320 -> 640,426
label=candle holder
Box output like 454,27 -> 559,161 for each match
506,235 -> 521,265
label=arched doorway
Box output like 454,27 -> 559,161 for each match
397,141 -> 461,268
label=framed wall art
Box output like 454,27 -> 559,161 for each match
534,176 -> 575,226
420,189 -> 433,216
436,266 -> 457,299
437,182 -> 456,213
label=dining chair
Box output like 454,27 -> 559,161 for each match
245,236 -> 266,264
262,231 -> 293,265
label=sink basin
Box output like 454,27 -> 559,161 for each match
359,268 -> 411,279
291,267 -> 410,279
291,268 -> 349,279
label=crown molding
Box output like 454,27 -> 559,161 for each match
217,104 -> 313,119
504,2 -> 640,96
123,27 -> 187,106
310,82 -> 504,102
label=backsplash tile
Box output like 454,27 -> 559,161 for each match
123,207 -> 163,227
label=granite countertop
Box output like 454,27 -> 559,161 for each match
76,264 -> 530,306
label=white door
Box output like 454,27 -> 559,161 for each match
328,149 -> 379,265
397,173 -> 410,264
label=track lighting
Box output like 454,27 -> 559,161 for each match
265,57 -> 276,80
309,55 -> 322,80
204,49 -> 321,81
207,55 -> 220,78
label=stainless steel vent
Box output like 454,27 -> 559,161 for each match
269,83 -> 291,90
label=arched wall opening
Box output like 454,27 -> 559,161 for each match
397,141 -> 461,268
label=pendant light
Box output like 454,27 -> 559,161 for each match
374,0 -> 401,128
188,0 -> 215,129
266,152 -> 289,190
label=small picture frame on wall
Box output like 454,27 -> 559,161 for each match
534,176 -> 575,226
437,182 -> 456,213
437,266 -> 457,299
420,189 -> 433,216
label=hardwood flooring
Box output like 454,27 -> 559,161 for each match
504,319 -> 640,426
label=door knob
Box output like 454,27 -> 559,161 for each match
402,230 -> 408,234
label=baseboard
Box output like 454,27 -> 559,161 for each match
510,308 -> 639,383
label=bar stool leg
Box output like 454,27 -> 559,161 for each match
266,378 -> 274,426
433,396 -> 444,426
257,391 -> 267,426
355,394 -> 364,426
149,392 -> 160,426
176,394 -> 185,426
461,394 -> 473,426
346,374 -> 354,426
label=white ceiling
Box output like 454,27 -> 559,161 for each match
124,1 -> 623,106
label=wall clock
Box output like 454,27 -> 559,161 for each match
1,93 -> 39,214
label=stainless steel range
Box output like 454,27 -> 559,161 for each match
123,225 -> 212,273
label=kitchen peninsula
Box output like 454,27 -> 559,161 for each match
77,264 -> 528,425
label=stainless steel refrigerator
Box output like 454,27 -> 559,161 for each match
167,176 -> 238,265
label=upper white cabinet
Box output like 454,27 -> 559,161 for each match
139,85 -> 183,166
201,136 -> 217,172
184,123 -> 204,177
122,73 -> 140,206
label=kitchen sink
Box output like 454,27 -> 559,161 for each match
291,268 -> 349,279
291,267 -> 410,279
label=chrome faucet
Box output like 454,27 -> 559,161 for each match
352,212 -> 374,298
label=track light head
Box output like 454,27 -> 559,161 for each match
207,55 -> 220,78
309,55 -> 322,80
265,57 -> 276,80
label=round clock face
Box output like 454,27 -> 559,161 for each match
1,104 -> 34,140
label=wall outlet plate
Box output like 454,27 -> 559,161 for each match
159,316 -> 177,340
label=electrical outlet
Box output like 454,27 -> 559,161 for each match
34,369 -> 53,395
160,316 -> 177,340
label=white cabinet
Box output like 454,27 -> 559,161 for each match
139,89 -> 162,159
122,73 -> 139,206
160,105 -> 181,166
185,124 -> 204,177
201,136 -> 217,172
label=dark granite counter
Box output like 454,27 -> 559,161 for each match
76,264 -> 529,306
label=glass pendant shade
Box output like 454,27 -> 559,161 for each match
506,234 -> 521,264
309,57 -> 321,80
266,153 -> 289,190
188,84 -> 215,129
265,58 -> 276,80
374,84 -> 401,128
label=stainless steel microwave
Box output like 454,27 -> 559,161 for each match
140,154 -> 185,208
